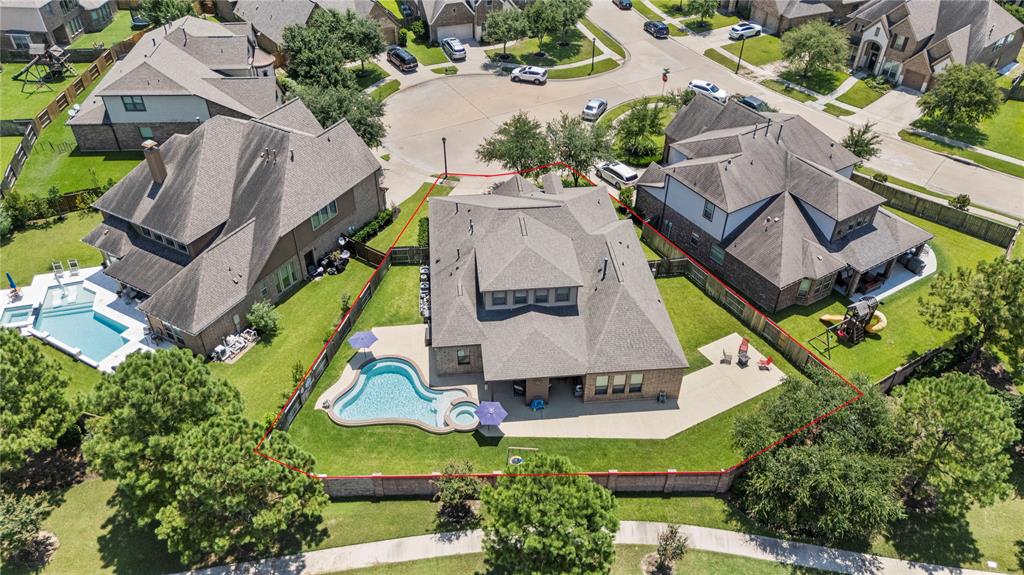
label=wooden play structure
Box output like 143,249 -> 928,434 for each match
10,45 -> 78,95
810,296 -> 888,358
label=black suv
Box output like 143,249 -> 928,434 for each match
613,0 -> 633,8
644,20 -> 669,38
387,47 -> 418,72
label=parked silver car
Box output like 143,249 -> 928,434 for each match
441,37 -> 466,61
581,98 -> 608,121
510,66 -> 548,84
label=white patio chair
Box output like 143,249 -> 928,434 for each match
68,258 -> 79,276
52,261 -> 64,278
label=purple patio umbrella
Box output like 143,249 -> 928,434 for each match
348,330 -> 378,362
476,401 -> 508,428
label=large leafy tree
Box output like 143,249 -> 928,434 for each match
919,257 -> 1024,370
0,492 -> 48,563
616,100 -> 665,161
550,0 -> 591,43
154,417 -> 327,564
83,348 -> 243,523
525,0 -> 561,49
294,85 -> 387,148
283,9 -> 352,90
895,373 -> 1019,513
477,112 -> 552,174
683,0 -> 719,25
841,122 -> 882,161
482,454 -> 618,575
546,112 -> 613,186
337,9 -> 387,73
485,7 -> 530,56
781,21 -> 850,78
139,0 -> 195,26
917,63 -> 1003,130
0,329 -> 74,473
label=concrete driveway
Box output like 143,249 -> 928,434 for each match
847,88 -> 923,136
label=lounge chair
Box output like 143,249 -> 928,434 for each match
737,338 -> 750,367
68,258 -> 79,276
52,261 -> 64,278
241,328 -> 259,342
7,288 -> 22,302
758,356 -> 774,370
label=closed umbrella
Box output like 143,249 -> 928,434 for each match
6,272 -> 15,290
476,401 -> 508,430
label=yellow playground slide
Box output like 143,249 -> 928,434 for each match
819,311 -> 888,333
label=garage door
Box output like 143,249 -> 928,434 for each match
436,23 -> 474,41
901,70 -> 927,92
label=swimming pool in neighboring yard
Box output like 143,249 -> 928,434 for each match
32,283 -> 128,363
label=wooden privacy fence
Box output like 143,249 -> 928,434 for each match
851,172 -> 1018,248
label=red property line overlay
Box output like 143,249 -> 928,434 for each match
254,162 -> 864,480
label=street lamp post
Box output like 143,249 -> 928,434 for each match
735,35 -> 747,74
441,137 -> 448,179
590,36 -> 596,74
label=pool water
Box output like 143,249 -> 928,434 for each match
450,401 -> 480,426
1,305 -> 33,325
33,284 -> 128,362
334,358 -> 468,428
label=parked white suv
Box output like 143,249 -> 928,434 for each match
441,37 -> 466,61
597,161 -> 639,189
728,21 -> 762,40
510,66 -> 548,85
688,79 -> 729,103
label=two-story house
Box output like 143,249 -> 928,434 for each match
230,0 -> 402,54
636,94 -> 932,313
1,0 -> 118,57
428,174 -> 688,405
419,0 -> 531,42
68,16 -> 279,152
749,0 -> 866,35
82,98 -> 386,356
846,0 -> 1022,91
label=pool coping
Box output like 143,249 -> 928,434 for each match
323,353 -> 480,435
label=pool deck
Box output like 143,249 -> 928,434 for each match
0,267 -> 171,371
315,326 -> 785,440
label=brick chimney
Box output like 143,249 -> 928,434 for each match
142,139 -> 167,184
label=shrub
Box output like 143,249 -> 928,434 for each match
417,217 -> 430,247
650,524 -> 688,575
948,194 -> 971,211
872,172 -> 889,183
409,20 -> 426,40
351,209 -> 394,243
617,187 -> 633,213
432,460 -> 484,527
246,300 -> 281,339
0,492 -> 48,564
0,202 -> 12,241
397,28 -> 408,47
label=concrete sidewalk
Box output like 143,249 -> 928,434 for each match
174,521 -> 998,575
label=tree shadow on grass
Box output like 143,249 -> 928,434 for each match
97,507 -> 184,575
883,510 -> 980,569
910,117 -> 989,148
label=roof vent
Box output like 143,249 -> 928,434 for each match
290,148 -> 295,161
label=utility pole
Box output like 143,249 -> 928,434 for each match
735,35 -> 747,74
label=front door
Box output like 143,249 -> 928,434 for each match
303,250 -> 315,273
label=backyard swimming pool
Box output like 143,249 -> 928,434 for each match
331,357 -> 478,433
33,283 -> 128,362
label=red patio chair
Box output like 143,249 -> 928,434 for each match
758,356 -> 774,370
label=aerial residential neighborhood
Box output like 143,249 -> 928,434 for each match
0,1 -> 1021,574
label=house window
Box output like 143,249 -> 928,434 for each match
690,231 -> 700,245
138,127 -> 154,140
7,34 -> 31,50
164,322 -> 186,345
492,291 -> 507,306
595,375 -> 609,395
59,0 -> 75,15
555,287 -> 570,302
259,284 -> 269,298
797,278 -> 812,297
121,96 -> 146,112
275,261 -> 298,294
152,231 -> 164,243
629,373 -> 644,393
612,374 -> 626,394
140,227 -> 152,238
890,35 -> 908,51
513,290 -> 528,305
710,243 -> 726,265
534,289 -> 548,304
457,348 -> 469,365
67,16 -> 84,36
814,276 -> 833,295
702,199 -> 715,221
310,200 -> 338,230
43,4 -> 54,16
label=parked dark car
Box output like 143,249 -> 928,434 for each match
736,95 -> 770,112
644,20 -> 669,39
387,47 -> 419,72
613,0 -> 633,8
398,1 -> 413,17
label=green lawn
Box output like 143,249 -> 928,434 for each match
704,48 -> 747,73
378,0 -> 403,18
631,0 -> 662,21
210,262 -> 377,420
899,130 -> 1024,179
779,69 -> 849,95
760,79 -> 817,102
683,13 -> 741,33
835,79 -> 886,108
368,182 -> 453,251
581,17 -> 626,59
370,79 -> 401,102
0,210 -> 103,286
352,62 -> 389,90
430,65 -> 458,75
823,102 -> 855,117
486,28 -> 603,67
1,134 -> 21,167
403,31 -> 450,66
775,208 -> 1005,381
0,62 -> 94,121
722,35 -> 782,67
854,166 -> 957,205
546,57 -> 619,80
670,24 -> 689,37
67,10 -> 135,49
978,100 -> 1024,161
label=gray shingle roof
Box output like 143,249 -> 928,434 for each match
429,181 -> 687,382
786,155 -> 885,220
234,0 -> 317,46
665,94 -> 766,144
104,242 -> 191,296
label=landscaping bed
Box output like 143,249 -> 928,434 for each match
722,35 -> 782,67
486,28 -> 603,68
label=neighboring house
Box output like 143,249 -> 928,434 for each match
749,0 -> 865,35
846,0 -> 1023,91
0,0 -> 117,57
418,0 -> 529,42
68,16 -> 279,152
231,0 -> 402,54
428,174 -> 689,405
636,94 -> 932,314
82,98 -> 386,357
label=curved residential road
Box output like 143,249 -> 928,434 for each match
380,1 -> 1023,217
173,521 -> 997,575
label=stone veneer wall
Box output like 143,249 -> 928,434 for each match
583,368 -> 684,402
432,344 -> 483,377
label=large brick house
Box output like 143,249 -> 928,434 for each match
231,0 -> 402,52
846,0 -> 1023,91
1,0 -> 118,57
68,16 -> 279,152
418,0 -> 532,42
636,95 -> 932,314
748,0 -> 866,35
428,174 -> 688,405
82,99 -> 386,357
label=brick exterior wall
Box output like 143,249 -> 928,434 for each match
207,100 -> 259,120
432,344 -> 484,376
583,368 -> 684,402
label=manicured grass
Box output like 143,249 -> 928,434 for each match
0,62 -> 94,121
899,130 -> 1024,179
367,182 -> 453,251
722,35 -> 782,67
581,17 -> 626,59
683,13 -> 741,33
37,337 -> 102,399
978,100 -> 1024,161
2,134 -> 21,167
486,28 -> 603,67
370,79 -> 401,102
835,79 -> 886,108
352,62 -> 389,90
402,32 -> 448,66
0,210 -> 103,286
854,166 -> 954,204
760,79 -> 816,102
823,102 -> 855,117
703,48 -> 747,73
631,0 -> 662,20
430,65 -> 458,75
210,262 -> 377,420
670,24 -> 689,37
597,100 -> 638,128
775,208 -> 1005,381
546,57 -> 619,80
778,68 -> 849,95
67,10 -> 135,49
378,0 -> 403,19
315,499 -> 438,550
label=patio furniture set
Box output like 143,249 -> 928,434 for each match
721,337 -> 773,370
210,328 -> 260,362
419,265 -> 430,320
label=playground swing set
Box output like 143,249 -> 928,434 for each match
9,44 -> 78,95
810,296 -> 888,359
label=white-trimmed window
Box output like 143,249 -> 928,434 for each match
702,199 -> 715,221
797,278 -> 812,297
710,243 -> 726,265
534,289 -> 548,304
890,34 -> 908,51
275,261 -> 298,294
121,95 -> 146,112
555,286 -> 570,302
513,290 -> 528,305
457,348 -> 469,365
7,34 -> 31,50
595,375 -> 609,395
492,291 -> 507,306
310,200 -> 338,230
629,373 -> 644,393
138,126 -> 153,140
612,374 -> 626,394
